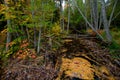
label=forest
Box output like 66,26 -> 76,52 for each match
0,0 -> 120,80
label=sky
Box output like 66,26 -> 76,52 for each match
82,0 -> 108,3
83,0 -> 85,3
62,0 -> 66,10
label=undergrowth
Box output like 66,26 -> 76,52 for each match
108,28 -> 120,59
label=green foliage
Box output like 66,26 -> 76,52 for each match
106,28 -> 120,59
109,41 -> 120,59
109,41 -> 120,50
7,37 -> 23,55
111,28 -> 120,45
45,22 -> 64,50
0,37 -> 25,61
70,10 -> 84,27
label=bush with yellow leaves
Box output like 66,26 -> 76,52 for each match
51,23 -> 61,36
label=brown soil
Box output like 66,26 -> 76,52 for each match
1,37 -> 120,80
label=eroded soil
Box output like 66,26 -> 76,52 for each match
1,37 -> 120,80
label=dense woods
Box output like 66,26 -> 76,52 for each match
0,0 -> 120,80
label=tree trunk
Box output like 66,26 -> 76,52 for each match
93,0 -> 98,30
6,20 -> 11,51
60,0 -> 64,31
101,0 -> 112,42
37,24 -> 42,53
89,0 -> 93,28
67,0 -> 70,33
90,0 -> 99,30
108,0 -> 118,27
4,0 -> 11,51
73,0 -> 104,40
37,1 -> 43,54
31,0 -> 37,49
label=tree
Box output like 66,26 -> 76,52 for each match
4,0 -> 11,51
67,0 -> 70,33
72,0 -> 104,40
92,0 -> 98,30
101,0 -> 112,42
30,0 -> 37,49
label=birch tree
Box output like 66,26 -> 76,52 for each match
92,0 -> 98,30
4,0 -> 11,51
67,0 -> 70,33
108,0 -> 118,27
60,0 -> 65,31
30,0 -> 37,49
101,0 -> 112,42
73,0 -> 104,40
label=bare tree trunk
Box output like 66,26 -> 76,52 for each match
90,0 -> 93,27
26,27 -> 30,42
31,0 -> 37,49
4,0 -> 11,51
90,0 -> 99,30
37,24 -> 42,53
37,1 -> 44,54
6,20 -> 11,51
67,0 -> 70,34
60,0 -> 64,31
108,0 -> 118,27
73,0 -> 104,40
112,11 -> 120,21
34,27 -> 37,48
93,0 -> 98,30
84,0 -> 88,30
101,0 -> 112,42
98,12 -> 102,29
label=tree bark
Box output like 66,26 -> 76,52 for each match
93,0 -> 98,30
31,0 -> 37,49
60,0 -> 64,31
67,0 -> 70,33
37,1 -> 43,54
108,0 -> 118,27
73,0 -> 104,40
37,24 -> 42,53
101,0 -> 112,42
4,0 -> 11,51
90,0 -> 99,30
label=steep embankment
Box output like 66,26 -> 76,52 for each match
1,37 -> 120,80
56,38 -> 120,80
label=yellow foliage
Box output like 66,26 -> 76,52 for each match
51,23 -> 61,36
93,65 -> 116,80
5,12 -> 16,20
4,0 -> 12,4
87,29 -> 104,36
61,48 -> 68,53
1,29 -> 7,34
63,39 -> 73,43
0,29 -> 7,45
0,4 -> 6,13
57,57 -> 94,79
99,66 -> 110,75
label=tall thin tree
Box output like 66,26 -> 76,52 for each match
4,0 -> 11,51
101,0 -> 112,42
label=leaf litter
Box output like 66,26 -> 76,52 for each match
1,37 -> 120,80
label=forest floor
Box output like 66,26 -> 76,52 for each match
1,36 -> 120,80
